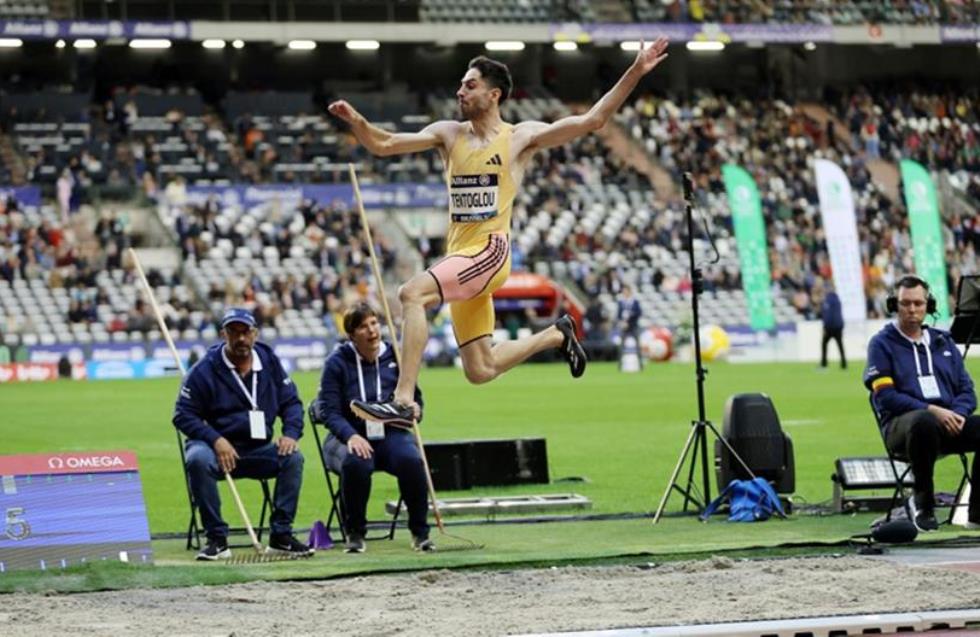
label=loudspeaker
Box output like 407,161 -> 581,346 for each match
423,438 -> 549,491
423,442 -> 471,491
886,275 -> 937,314
715,393 -> 795,494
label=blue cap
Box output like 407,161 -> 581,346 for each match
220,308 -> 257,329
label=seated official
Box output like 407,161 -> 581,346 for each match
310,302 -> 433,553
173,308 -> 313,560
864,275 -> 980,531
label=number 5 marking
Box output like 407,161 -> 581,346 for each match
5,507 -> 31,541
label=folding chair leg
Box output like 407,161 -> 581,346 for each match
178,431 -> 202,551
387,498 -> 403,540
946,454 -> 972,524
186,511 -> 201,550
886,465 -> 914,523
328,486 -> 347,542
257,479 -> 273,542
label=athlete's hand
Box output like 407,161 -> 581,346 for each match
327,100 -> 361,125
347,434 -> 374,459
632,37 -> 669,76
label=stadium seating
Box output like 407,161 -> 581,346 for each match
415,0 -> 980,25
618,89 -> 977,319
0,0 -> 50,18
2,82 -> 976,350
419,0 -> 588,23
3,89 -> 442,196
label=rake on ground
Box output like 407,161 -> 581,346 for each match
349,164 -> 483,552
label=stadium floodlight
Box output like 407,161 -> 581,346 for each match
553,41 -> 578,52
0,38 -> 23,48
73,39 -> 97,49
129,39 -> 172,49
55,39 -> 66,49
804,41 -> 817,51
346,40 -> 380,50
485,41 -> 525,52
288,40 -> 317,50
202,39 -> 226,50
686,40 -> 725,52
620,41 -> 642,51
232,39 -> 245,49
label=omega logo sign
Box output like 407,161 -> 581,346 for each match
47,455 -> 126,470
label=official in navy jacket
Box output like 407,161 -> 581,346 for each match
820,286 -> 846,369
173,307 -> 312,560
864,275 -> 980,531
310,302 -> 432,552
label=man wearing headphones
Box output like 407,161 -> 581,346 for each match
864,275 -> 980,531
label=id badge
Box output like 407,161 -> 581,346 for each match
918,375 -> 941,400
365,419 -> 385,440
249,410 -> 267,439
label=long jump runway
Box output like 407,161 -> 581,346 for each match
523,544 -> 980,637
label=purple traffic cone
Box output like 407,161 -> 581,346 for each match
307,520 -> 334,550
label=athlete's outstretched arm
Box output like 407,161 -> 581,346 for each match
518,37 -> 669,153
328,100 -> 456,157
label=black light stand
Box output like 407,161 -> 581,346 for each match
947,275 -> 979,521
653,172 -> 757,524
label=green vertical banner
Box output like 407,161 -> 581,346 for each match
722,164 -> 775,330
900,159 -> 949,319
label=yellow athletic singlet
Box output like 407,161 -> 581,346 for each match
426,123 -> 516,346
445,123 -> 516,252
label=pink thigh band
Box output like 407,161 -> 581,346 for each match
427,234 -> 510,303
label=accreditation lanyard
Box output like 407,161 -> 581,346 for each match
909,330 -> 941,400
351,343 -> 385,440
910,330 -> 934,378
231,366 -> 259,410
350,342 -> 382,403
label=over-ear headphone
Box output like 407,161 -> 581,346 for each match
886,275 -> 937,315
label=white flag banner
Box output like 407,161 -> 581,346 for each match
814,159 -> 866,323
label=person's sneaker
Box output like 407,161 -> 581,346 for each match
345,534 -> 366,554
412,536 -> 436,552
196,538 -> 231,561
555,314 -> 587,378
268,533 -> 315,558
350,399 -> 414,426
908,495 -> 939,532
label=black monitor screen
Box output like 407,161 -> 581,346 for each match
956,275 -> 980,314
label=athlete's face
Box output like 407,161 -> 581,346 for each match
456,69 -> 499,121
351,314 -> 382,361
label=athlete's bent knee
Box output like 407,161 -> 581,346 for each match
463,363 -> 496,385
398,283 -> 419,306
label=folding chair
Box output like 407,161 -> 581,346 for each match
177,430 -> 275,551
307,404 -> 401,542
868,393 -> 971,524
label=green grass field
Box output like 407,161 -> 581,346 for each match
3,359 -> 978,592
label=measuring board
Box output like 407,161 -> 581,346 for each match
0,451 -> 153,573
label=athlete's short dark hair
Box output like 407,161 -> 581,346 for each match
343,302 -> 379,336
467,56 -> 512,105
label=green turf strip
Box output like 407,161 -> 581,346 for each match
5,513 -> 980,593
0,514 -> 881,593
2,360 -> 978,592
